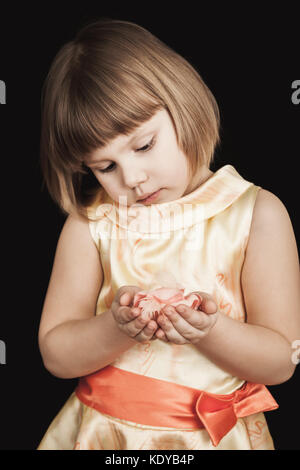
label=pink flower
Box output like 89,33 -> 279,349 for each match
133,287 -> 202,321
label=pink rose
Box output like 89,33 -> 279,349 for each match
133,287 -> 202,321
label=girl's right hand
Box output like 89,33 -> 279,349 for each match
110,286 -> 158,343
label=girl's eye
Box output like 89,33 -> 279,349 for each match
137,137 -> 155,153
98,162 -> 116,173
97,137 -> 155,174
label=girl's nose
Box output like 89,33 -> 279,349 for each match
122,167 -> 148,189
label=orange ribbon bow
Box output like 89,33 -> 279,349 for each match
194,381 -> 278,446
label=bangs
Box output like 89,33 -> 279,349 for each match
53,64 -> 165,173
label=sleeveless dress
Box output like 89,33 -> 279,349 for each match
37,164 -> 277,450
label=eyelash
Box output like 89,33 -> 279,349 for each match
97,137 -> 156,174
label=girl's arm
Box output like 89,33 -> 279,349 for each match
198,189 -> 300,384
156,189 -> 300,385
38,215 -> 151,379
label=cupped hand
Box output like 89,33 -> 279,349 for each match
154,291 -> 219,344
110,286 -> 158,343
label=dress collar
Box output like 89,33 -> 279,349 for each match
93,165 -> 254,234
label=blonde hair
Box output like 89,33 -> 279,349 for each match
40,17 -> 221,220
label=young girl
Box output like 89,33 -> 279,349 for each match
37,18 -> 300,450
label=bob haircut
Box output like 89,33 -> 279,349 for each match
40,17 -> 221,221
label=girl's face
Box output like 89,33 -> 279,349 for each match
85,108 -> 197,206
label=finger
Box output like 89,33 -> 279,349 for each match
192,292 -> 218,314
202,299 -> 218,314
121,313 -> 153,337
112,286 -> 142,323
134,320 -> 158,343
174,305 -> 212,329
157,313 -> 188,344
117,286 -> 141,306
119,292 -> 131,306
155,327 -> 169,342
163,307 -> 210,343
112,303 -> 141,324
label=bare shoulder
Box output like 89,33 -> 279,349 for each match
244,187 -> 298,269
250,188 -> 293,231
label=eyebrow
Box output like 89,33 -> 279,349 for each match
86,125 -> 156,167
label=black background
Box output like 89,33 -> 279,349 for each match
0,4 -> 299,450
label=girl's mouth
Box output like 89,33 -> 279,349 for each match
138,189 -> 161,204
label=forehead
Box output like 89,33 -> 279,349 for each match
85,108 -> 168,164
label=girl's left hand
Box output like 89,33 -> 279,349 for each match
155,292 -> 219,344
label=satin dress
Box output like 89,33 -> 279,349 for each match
37,164 -> 277,450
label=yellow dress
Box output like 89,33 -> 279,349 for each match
37,164 -> 277,450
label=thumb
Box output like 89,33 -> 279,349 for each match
193,291 -> 218,314
119,286 -> 143,306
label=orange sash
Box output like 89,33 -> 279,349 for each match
75,365 -> 278,447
